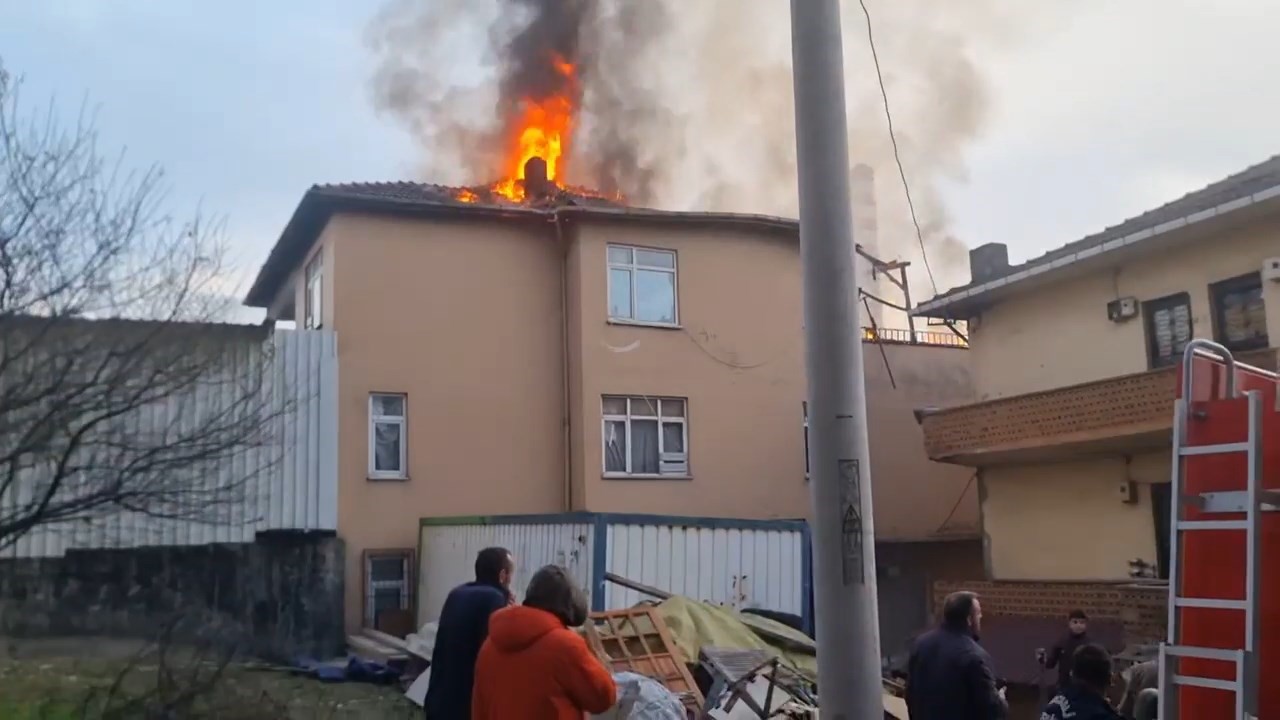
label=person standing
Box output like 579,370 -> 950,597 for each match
472,564 -> 617,720
423,547 -> 515,720
1117,659 -> 1158,719
1038,610 -> 1091,694
1039,644 -> 1122,720
906,591 -> 1007,720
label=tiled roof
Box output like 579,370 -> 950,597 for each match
310,180 -> 627,210
244,180 -> 797,308
925,154 -> 1280,305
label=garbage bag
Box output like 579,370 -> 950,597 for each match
591,671 -> 686,720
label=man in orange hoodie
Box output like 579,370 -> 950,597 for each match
472,565 -> 617,719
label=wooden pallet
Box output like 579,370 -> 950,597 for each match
583,606 -> 703,712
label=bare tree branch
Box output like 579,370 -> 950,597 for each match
0,59 -> 285,552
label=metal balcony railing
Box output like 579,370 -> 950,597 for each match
861,327 -> 968,347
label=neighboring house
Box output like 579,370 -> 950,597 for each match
911,155 -> 1280,674
243,182 -> 981,636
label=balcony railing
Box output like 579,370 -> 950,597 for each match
919,347 -> 1277,465
861,327 -> 968,348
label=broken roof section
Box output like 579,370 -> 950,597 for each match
915,154 -> 1280,318
244,181 -> 799,309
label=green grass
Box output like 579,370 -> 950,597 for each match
0,654 -> 419,719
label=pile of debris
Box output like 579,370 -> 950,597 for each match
310,576 -> 906,719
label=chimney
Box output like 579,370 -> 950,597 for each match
523,156 -> 554,200
969,242 -> 1009,284
849,164 -> 883,327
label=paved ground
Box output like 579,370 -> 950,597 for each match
0,637 -> 418,719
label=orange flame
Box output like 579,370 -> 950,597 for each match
490,55 -> 577,202
456,188 -> 479,203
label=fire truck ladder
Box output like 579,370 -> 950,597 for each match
1158,339 -> 1275,720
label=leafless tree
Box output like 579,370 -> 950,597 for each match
0,60 -> 281,551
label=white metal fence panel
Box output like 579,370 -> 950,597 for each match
2,328 -> 338,558
417,520 -> 595,626
603,522 -> 805,615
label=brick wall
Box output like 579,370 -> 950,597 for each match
934,579 -> 1167,644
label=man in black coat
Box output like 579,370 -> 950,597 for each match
906,590 -> 1007,720
423,547 -> 515,720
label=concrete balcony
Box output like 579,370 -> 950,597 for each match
919,348 -> 1277,466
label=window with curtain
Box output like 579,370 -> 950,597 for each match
606,245 -> 678,325
602,396 -> 688,477
1143,292 -> 1192,368
368,393 -> 407,479
1210,272 -> 1269,352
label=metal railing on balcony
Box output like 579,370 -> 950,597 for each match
861,326 -> 968,347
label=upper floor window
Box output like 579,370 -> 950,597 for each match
1210,272 -> 1268,352
304,252 -> 323,329
369,393 -> 407,479
1143,292 -> 1192,369
602,396 -> 688,477
607,245 -> 678,326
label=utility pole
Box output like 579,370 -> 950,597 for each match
789,0 -> 883,718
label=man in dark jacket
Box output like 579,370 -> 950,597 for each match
1039,609 -> 1091,693
423,547 -> 515,720
906,591 -> 1007,720
1040,643 -> 1122,720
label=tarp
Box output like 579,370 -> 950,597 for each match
291,656 -> 400,684
651,596 -> 818,682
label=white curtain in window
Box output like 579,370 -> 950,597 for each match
631,419 -> 660,474
374,423 -> 401,471
605,420 -> 627,472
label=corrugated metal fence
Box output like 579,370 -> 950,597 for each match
417,512 -> 811,632
2,328 -> 338,558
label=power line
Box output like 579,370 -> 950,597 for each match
857,0 -> 939,296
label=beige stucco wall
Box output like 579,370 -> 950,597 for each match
570,222 -> 810,519
568,223 -> 978,537
328,213 -> 567,630
968,218 -> 1280,401
982,452 -> 1170,580
865,343 -> 979,539
309,211 -> 981,630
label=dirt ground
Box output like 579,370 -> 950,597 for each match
0,637 -> 419,719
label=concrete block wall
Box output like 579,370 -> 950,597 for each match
0,532 -> 345,661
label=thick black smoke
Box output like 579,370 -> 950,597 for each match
369,0 -> 1056,294
367,0 -> 671,201
497,0 -> 584,102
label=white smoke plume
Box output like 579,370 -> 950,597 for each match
366,0 -> 1064,295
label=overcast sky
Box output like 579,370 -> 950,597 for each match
3,0 -> 1277,318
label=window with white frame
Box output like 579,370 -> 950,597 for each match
602,396 -> 688,477
368,393 -> 407,479
364,550 -> 412,628
1143,292 -> 1192,369
607,245 -> 678,325
304,252 -> 323,329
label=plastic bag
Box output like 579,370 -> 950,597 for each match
591,671 -> 687,720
